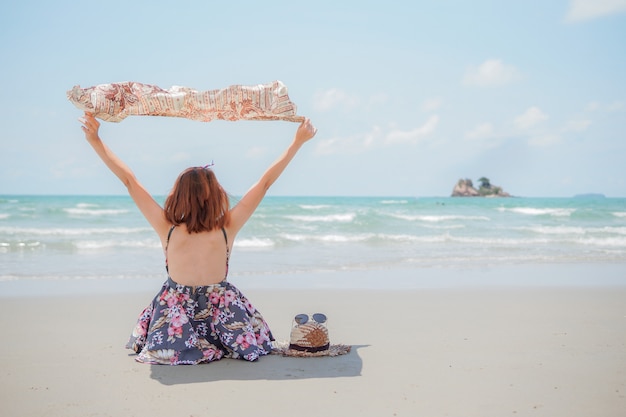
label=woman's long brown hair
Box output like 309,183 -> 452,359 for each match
164,167 -> 230,233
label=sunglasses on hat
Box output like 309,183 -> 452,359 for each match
294,313 -> 327,325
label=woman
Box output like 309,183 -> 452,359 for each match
79,112 -> 317,365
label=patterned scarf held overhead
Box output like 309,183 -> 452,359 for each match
67,80 -> 303,123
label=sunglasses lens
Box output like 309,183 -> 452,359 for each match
312,313 -> 327,324
294,314 -> 308,325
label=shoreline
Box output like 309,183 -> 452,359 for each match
2,262 -> 625,298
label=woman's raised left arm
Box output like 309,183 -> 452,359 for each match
79,112 -> 171,243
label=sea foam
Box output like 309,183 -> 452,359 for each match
498,207 -> 576,217
286,213 -> 356,223
63,207 -> 129,216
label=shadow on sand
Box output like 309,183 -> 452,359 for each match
149,345 -> 368,385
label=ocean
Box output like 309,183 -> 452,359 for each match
1,195 -> 625,288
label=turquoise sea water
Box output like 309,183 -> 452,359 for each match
1,195 -> 625,284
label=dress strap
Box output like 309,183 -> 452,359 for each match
165,225 -> 175,273
166,225 -> 176,252
221,227 -> 230,279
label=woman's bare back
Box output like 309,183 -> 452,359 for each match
165,224 -> 230,286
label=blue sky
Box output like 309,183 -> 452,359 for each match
1,0 -> 625,197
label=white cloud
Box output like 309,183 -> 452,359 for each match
314,117 -> 439,155
607,101 -> 625,111
585,100 -> 624,112
528,134 -> 562,147
563,119 -> 592,132
368,93 -> 389,107
585,101 -> 601,111
384,115 -> 439,144
465,123 -> 494,140
464,123 -> 503,149
313,88 -> 359,111
170,151 -> 191,163
565,0 -> 626,22
463,59 -> 521,87
314,126 -> 382,156
515,106 -> 549,130
421,97 -> 444,112
245,146 -> 266,159
516,112 -> 591,147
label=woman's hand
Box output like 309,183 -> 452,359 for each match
295,118 -> 317,144
79,112 -> 101,142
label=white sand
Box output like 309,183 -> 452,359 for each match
1,276 -> 625,417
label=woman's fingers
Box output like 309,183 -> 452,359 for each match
80,112 -> 100,137
303,118 -> 317,138
298,118 -> 316,137
80,112 -> 98,129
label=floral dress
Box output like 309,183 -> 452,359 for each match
126,227 -> 274,365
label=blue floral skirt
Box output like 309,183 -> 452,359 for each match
126,277 -> 274,365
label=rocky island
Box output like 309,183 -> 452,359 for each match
452,177 -> 511,197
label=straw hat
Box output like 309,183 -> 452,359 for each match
272,313 -> 351,357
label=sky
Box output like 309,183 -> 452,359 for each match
0,0 -> 625,197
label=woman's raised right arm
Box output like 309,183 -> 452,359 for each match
227,118 -> 317,237
79,112 -> 171,242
